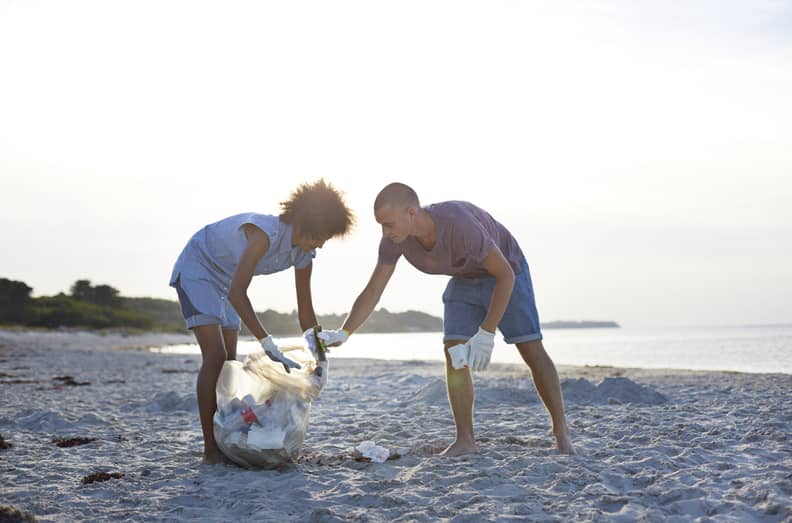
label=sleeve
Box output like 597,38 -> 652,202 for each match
240,213 -> 279,243
378,237 -> 402,265
457,215 -> 496,264
294,250 -> 315,270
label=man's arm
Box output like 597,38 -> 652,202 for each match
479,246 -> 515,333
454,246 -> 515,371
341,262 -> 396,334
294,262 -> 318,332
228,227 -> 271,340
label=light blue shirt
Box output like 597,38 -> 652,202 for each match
169,213 -> 315,291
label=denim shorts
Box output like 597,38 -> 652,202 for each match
172,275 -> 241,330
442,257 -> 542,344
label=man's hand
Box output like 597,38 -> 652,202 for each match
317,328 -> 349,347
466,327 -> 495,371
260,336 -> 301,373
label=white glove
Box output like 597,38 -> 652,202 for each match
447,343 -> 469,369
317,328 -> 349,348
260,335 -> 301,373
303,328 -> 319,358
466,327 -> 495,371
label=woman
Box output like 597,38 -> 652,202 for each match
169,179 -> 354,463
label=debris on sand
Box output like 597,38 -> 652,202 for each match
52,437 -> 98,448
52,376 -> 91,387
0,505 -> 38,522
81,471 -> 124,485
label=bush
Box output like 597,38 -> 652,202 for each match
0,278 -> 33,323
27,294 -> 154,329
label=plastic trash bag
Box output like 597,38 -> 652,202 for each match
213,332 -> 328,468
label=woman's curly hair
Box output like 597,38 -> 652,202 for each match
279,179 -> 355,239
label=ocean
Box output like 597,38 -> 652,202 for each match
152,323 -> 792,374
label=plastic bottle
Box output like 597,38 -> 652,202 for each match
222,396 -> 255,432
222,409 -> 250,433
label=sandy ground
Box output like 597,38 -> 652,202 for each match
1,329 -> 790,522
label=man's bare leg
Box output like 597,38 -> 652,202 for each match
193,324 -> 228,464
517,339 -> 575,454
440,340 -> 479,456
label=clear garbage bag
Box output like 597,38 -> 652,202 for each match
213,330 -> 328,468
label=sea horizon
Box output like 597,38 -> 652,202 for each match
148,323 -> 792,375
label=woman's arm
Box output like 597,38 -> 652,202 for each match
228,226 -> 270,339
294,262 -> 318,332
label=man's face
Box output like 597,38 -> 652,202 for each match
375,204 -> 414,244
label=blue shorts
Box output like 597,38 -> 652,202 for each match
442,257 -> 542,344
172,275 -> 241,330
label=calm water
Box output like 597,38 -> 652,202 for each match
152,324 -> 792,374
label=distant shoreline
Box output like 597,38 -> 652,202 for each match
541,321 -> 620,329
1,276 -> 621,333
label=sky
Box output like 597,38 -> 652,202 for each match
1,1 -> 791,328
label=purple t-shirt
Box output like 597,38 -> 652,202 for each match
378,201 -> 525,278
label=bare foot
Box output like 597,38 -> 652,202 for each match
202,450 -> 226,465
440,439 -> 479,457
555,432 -> 576,455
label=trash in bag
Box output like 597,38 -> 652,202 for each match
213,326 -> 329,468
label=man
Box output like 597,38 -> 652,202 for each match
318,183 -> 574,456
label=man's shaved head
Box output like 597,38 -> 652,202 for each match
374,183 -> 420,211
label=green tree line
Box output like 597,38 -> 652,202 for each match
0,277 -> 443,334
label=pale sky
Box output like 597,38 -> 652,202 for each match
1,1 -> 790,328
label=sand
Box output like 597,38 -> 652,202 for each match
1,329 -> 790,522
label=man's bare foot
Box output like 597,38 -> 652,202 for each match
202,450 -> 225,464
555,432 -> 575,455
440,439 -> 479,457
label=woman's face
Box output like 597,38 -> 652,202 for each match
293,227 -> 328,252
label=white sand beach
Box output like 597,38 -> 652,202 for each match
1,329 -> 790,522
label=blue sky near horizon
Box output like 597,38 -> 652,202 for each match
1,1 -> 790,328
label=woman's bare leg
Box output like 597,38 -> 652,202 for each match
193,324 -> 228,464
